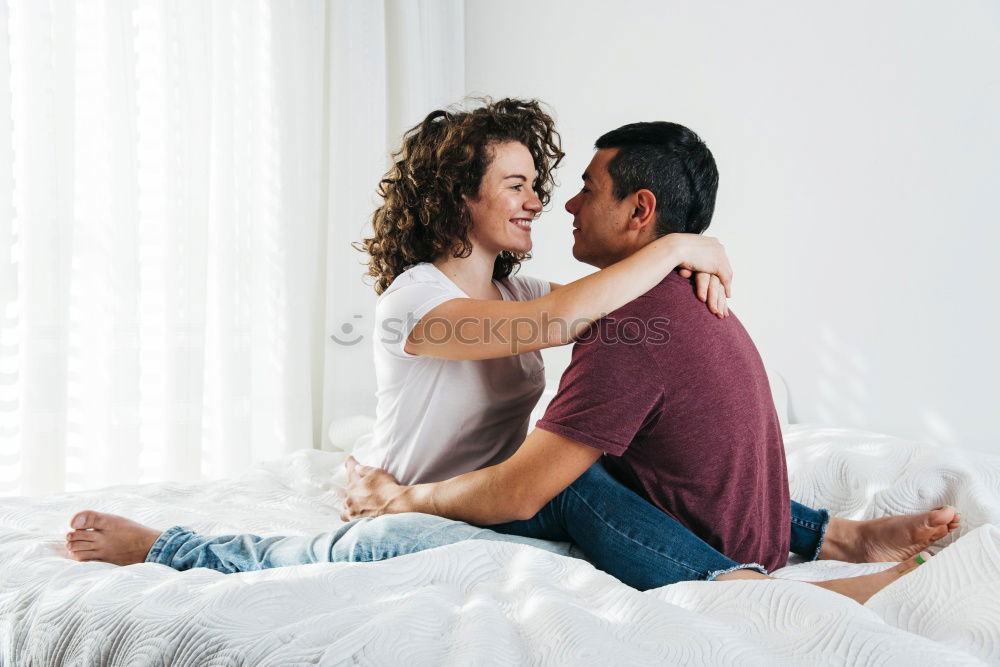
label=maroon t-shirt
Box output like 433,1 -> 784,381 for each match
537,271 -> 790,572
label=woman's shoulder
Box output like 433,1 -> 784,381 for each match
376,263 -> 462,318
499,271 -> 551,302
380,263 -> 460,300
384,263 -> 443,292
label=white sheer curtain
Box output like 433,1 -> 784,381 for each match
0,0 -> 332,496
0,0 -> 464,496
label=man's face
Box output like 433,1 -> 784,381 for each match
564,148 -> 636,268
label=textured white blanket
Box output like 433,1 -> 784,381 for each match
1,425 -> 998,665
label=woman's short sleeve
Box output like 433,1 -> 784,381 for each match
375,279 -> 462,358
505,273 -> 551,301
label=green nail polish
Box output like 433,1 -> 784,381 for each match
916,554 -> 926,565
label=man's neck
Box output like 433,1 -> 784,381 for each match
592,236 -> 657,270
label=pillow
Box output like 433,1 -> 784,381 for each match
326,415 -> 375,453
765,365 -> 790,426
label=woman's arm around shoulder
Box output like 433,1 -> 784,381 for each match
405,233 -> 732,361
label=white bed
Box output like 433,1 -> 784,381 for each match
1,424 -> 998,665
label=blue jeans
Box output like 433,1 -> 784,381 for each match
146,463 -> 829,591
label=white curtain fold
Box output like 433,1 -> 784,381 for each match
0,0 -> 331,495
0,0 -> 465,496
0,0 -> 466,496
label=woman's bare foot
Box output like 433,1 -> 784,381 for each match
716,551 -> 930,605
821,506 -> 960,563
65,511 -> 163,566
810,551 -> 930,604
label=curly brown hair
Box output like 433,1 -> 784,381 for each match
357,98 -> 564,294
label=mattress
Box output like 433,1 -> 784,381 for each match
1,424 -> 998,665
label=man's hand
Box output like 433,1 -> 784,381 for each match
338,430 -> 601,526
340,456 -> 407,521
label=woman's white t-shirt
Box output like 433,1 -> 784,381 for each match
352,263 -> 550,485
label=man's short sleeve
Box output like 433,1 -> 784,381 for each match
536,320 -> 664,456
375,278 -> 462,359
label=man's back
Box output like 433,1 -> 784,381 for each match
537,270 -> 790,571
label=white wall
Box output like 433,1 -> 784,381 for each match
464,0 -> 1000,454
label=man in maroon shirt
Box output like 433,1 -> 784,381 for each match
532,125 -> 790,571
535,267 -> 791,572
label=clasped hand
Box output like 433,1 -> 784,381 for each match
340,456 -> 405,521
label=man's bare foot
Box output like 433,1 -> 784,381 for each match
65,511 -> 163,566
821,506 -> 960,563
716,551 -> 930,605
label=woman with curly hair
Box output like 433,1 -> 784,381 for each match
66,99 -> 947,604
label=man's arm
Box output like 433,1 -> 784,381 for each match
342,428 -> 601,525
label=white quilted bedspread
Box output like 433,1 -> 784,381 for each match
1,425 -> 999,666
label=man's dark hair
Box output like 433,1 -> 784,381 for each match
595,121 -> 718,235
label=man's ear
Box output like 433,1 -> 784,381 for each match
627,189 -> 657,233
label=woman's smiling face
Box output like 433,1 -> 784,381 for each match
463,141 -> 543,256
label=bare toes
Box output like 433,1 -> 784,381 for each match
66,529 -> 96,543
929,505 -> 958,526
66,540 -> 96,553
70,510 -> 104,530
67,546 -> 97,559
926,506 -> 961,541
897,550 -> 931,573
